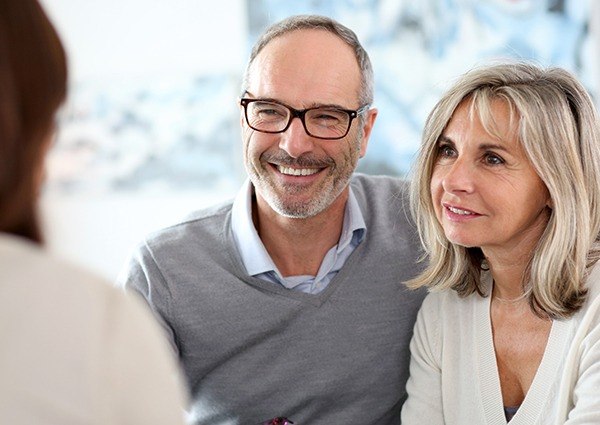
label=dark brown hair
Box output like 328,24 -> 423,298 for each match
0,0 -> 67,243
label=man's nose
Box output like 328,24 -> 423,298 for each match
278,117 -> 316,158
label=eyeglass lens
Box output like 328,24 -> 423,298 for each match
246,101 -> 351,139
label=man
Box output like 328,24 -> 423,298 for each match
119,15 -> 425,425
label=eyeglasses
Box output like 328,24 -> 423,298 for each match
240,98 -> 369,140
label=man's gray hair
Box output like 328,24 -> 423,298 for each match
242,14 -> 374,106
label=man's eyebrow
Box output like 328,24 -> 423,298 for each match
242,93 -> 351,110
245,96 -> 281,103
306,102 -> 351,110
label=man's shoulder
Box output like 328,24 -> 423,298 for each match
142,199 -> 234,250
350,173 -> 411,222
350,173 -> 409,198
180,199 -> 234,223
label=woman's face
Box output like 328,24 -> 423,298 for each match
430,99 -> 551,260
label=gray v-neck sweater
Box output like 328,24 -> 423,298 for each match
120,174 -> 426,425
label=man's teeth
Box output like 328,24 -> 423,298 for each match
278,166 -> 319,176
448,206 -> 474,215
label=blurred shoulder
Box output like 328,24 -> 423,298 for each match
0,232 -> 174,352
0,233 -> 165,331
0,233 -> 115,302
0,234 -> 187,424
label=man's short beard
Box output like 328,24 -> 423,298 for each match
248,129 -> 362,218
262,182 -> 342,218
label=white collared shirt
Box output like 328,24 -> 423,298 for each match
230,179 -> 366,294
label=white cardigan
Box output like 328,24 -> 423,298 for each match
0,234 -> 188,424
401,264 -> 600,425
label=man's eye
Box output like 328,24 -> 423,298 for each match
259,109 -> 281,115
314,113 -> 342,122
254,105 -> 286,118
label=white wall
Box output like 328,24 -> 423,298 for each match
39,0 -> 247,281
39,191 -> 233,281
41,0 -> 247,80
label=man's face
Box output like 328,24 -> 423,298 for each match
241,29 -> 376,219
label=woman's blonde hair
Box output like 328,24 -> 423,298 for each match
407,62 -> 600,318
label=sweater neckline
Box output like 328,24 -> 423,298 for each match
222,210 -> 368,308
475,272 -> 572,424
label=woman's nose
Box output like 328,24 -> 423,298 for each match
440,158 -> 476,194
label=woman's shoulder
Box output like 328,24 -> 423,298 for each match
0,233 -> 148,332
572,261 -> 600,331
585,261 -> 600,300
1,233 -> 115,300
417,282 -> 489,344
0,236 -> 187,424
0,231 -> 178,376
422,286 -> 481,311
421,269 -> 491,314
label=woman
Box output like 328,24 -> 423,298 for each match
401,62 -> 600,424
0,1 -> 187,423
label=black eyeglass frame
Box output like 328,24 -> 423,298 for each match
240,97 -> 370,140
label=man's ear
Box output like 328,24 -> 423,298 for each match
359,107 -> 378,158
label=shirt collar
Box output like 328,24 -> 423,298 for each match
230,179 -> 274,276
339,184 -> 366,252
231,179 -> 366,277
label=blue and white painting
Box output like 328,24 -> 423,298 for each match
46,0 -> 596,193
248,0 -> 595,176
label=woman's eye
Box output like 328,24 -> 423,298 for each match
484,153 -> 504,165
437,144 -> 455,157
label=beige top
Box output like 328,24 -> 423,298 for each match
0,234 -> 188,424
402,266 -> 600,425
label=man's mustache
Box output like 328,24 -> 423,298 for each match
261,150 -> 334,168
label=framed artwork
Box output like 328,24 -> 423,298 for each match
248,0 -> 596,176
46,0 -> 596,193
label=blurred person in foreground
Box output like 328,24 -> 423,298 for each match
119,14 -> 426,425
0,1 -> 187,423
401,62 -> 600,424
